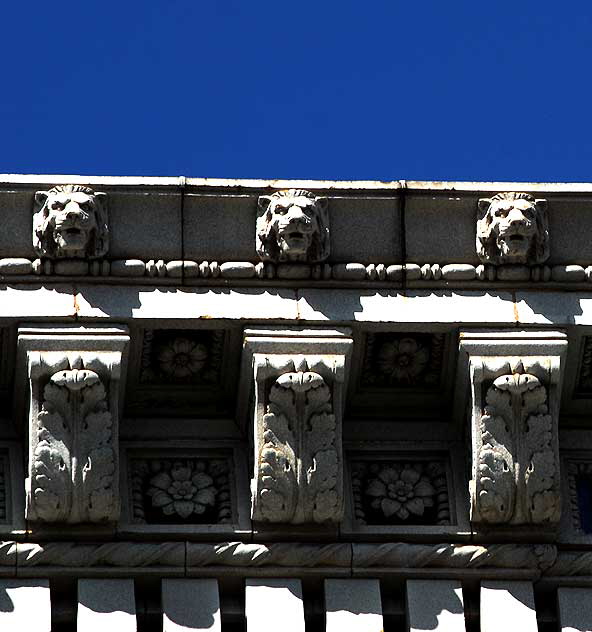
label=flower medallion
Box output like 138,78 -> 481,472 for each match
365,464 -> 435,520
351,459 -> 450,526
147,461 -> 216,519
157,338 -> 208,379
376,338 -> 430,384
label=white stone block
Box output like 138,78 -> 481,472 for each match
162,578 -> 221,631
325,578 -> 383,632
0,579 -> 51,632
558,587 -> 592,632
406,579 -> 466,631
480,580 -> 537,632
78,578 -> 136,631
0,284 -> 76,318
245,578 -> 305,632
297,289 -> 517,324
74,285 -> 299,321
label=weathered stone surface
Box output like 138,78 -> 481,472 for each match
0,258 -> 33,274
220,262 -> 256,278
77,579 -> 136,631
496,265 -> 530,281
163,578 -> 221,631
352,542 -> 555,570
54,260 -> 89,275
73,286 -> 299,320
325,579 -> 383,632
441,264 -> 476,280
551,264 -> 586,282
297,289 -> 517,323
331,263 -> 366,280
110,259 -> 145,276
557,587 -> 592,631
406,580 -> 465,632
108,190 -> 182,260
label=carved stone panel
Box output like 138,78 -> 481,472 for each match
18,326 -> 129,524
241,329 -> 352,524
351,459 -> 450,526
256,189 -> 330,263
476,192 -> 549,265
361,333 -> 445,388
33,185 -> 109,260
129,456 -> 233,525
468,354 -> 563,526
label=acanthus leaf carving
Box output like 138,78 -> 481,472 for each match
468,349 -> 563,527
255,364 -> 341,524
21,327 -> 128,524
242,332 -> 351,526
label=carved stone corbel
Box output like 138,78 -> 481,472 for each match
16,326 -> 129,523
239,328 -> 352,524
457,331 -> 567,528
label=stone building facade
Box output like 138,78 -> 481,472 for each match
0,175 -> 590,629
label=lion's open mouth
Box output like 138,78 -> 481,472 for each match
65,228 -> 82,236
508,234 -> 525,243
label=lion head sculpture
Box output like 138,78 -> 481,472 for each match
33,185 -> 109,259
476,192 -> 549,265
256,189 -> 330,263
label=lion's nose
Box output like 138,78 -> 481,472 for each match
64,204 -> 83,220
287,206 -> 307,222
508,209 -> 526,225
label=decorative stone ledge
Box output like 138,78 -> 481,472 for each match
0,540 -> 588,577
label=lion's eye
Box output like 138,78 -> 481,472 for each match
495,209 -> 508,218
276,207 -> 288,215
51,202 -> 64,210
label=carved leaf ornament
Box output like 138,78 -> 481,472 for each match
476,368 -> 559,524
256,369 -> 340,523
31,365 -> 116,522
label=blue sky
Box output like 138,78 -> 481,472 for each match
1,1 -> 591,181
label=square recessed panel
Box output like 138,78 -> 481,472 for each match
360,332 -> 445,388
350,456 -> 451,526
349,332 -> 454,420
140,329 -> 225,385
128,454 -> 234,525
126,328 -> 240,418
